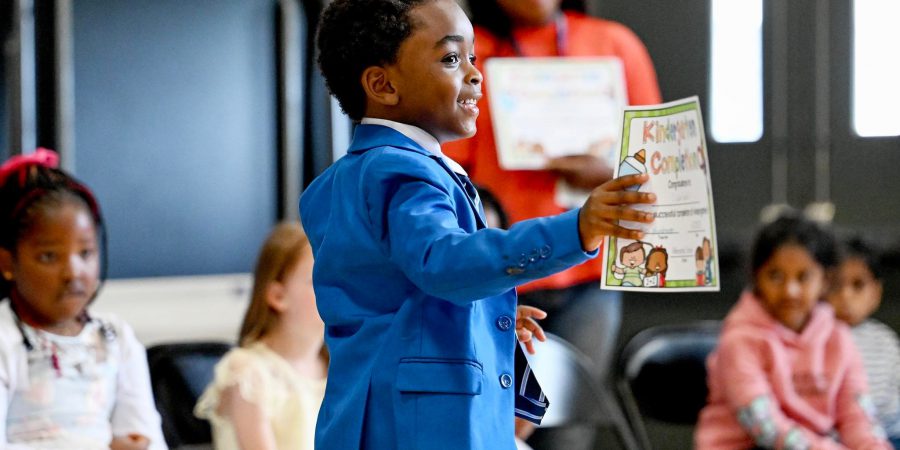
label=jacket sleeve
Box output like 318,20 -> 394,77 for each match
364,150 -> 595,304
110,319 -> 169,450
832,328 -> 892,450
716,334 -> 850,450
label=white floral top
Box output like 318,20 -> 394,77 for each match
0,301 -> 166,449
194,342 -> 326,450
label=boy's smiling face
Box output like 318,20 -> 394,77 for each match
384,0 -> 482,142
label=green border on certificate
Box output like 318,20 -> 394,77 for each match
601,96 -> 720,292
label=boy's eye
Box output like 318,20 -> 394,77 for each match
80,248 -> 96,259
469,54 -> 477,64
38,252 -> 57,263
442,53 -> 460,65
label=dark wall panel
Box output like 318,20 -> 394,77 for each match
72,0 -> 278,277
1,3 -> 11,158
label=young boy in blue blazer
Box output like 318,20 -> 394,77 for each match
300,1 -> 656,448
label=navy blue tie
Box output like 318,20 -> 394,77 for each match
455,172 -> 550,424
457,173 -> 481,210
514,342 -> 550,424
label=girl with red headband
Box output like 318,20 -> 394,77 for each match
0,149 -> 165,449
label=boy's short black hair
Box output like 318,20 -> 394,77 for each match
840,235 -> 884,280
316,0 -> 432,121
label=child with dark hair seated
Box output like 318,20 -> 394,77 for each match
695,214 -> 890,449
0,150 -> 165,450
827,236 -> 900,447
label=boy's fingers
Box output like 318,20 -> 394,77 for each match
525,341 -> 536,355
518,317 -> 546,343
517,327 -> 533,342
594,190 -> 656,205
533,325 -> 546,342
601,173 -> 649,191
582,204 -> 653,225
516,305 -> 547,319
596,205 -> 655,223
604,224 -> 646,240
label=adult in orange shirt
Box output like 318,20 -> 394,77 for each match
444,1 -> 661,448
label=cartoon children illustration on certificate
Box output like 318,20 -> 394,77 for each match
601,96 -> 719,292
612,241 -> 669,288
702,237 -> 715,285
612,241 -> 647,286
644,246 -> 669,288
695,246 -> 706,285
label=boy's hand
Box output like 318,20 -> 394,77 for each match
578,173 -> 656,252
515,417 -> 537,440
516,305 -> 547,355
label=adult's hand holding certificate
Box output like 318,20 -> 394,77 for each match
601,96 -> 720,292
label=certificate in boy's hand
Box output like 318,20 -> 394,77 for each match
601,96 -> 720,292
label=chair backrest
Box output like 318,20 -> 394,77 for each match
526,333 -> 640,450
618,321 -> 721,426
147,341 -> 233,448
527,333 -> 601,427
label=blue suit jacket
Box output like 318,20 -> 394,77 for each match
299,125 -> 596,449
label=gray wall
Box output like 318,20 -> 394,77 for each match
70,0 -> 278,277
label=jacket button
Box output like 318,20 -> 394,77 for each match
540,245 -> 552,258
499,373 -> 513,389
496,315 -> 513,331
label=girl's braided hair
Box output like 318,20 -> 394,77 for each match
0,149 -> 107,300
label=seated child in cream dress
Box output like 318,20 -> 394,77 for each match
195,222 -> 326,450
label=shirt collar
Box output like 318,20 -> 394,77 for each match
360,118 -> 468,176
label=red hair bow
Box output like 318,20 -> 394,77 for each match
0,148 -> 60,187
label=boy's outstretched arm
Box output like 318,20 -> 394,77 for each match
577,173 -> 656,251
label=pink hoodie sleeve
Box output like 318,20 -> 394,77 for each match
717,334 -> 849,450
832,329 -> 892,450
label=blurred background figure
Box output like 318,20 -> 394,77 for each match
827,235 -> 900,448
696,214 -> 890,450
195,222 -> 326,450
0,149 -> 165,450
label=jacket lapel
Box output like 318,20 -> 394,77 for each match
349,125 -> 487,229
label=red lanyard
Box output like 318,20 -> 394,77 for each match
509,12 -> 569,57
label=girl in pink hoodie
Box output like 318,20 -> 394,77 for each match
695,214 -> 890,450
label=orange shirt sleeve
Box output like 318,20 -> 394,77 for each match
608,21 -> 662,105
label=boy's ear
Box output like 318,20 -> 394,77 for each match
265,282 -> 288,313
361,66 -> 400,107
0,248 -> 13,281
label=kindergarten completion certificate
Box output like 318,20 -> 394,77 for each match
600,96 -> 720,293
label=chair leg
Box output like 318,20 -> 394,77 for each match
595,384 -> 643,450
616,379 -> 653,450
